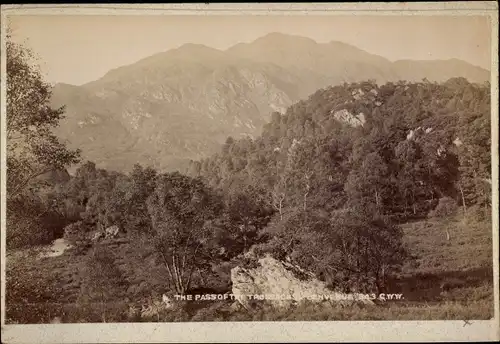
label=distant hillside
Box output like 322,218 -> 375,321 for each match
393,58 -> 490,84
51,33 -> 490,172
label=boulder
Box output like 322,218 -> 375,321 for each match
231,254 -> 374,311
140,294 -> 173,319
104,225 -> 120,239
91,231 -> 104,242
406,129 -> 415,140
162,294 -> 173,309
332,109 -> 365,128
453,137 -> 463,147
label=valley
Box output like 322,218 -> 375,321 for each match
5,30 -> 494,324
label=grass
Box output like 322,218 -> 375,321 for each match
400,215 -> 493,274
4,214 -> 495,323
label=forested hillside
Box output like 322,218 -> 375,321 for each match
7,74 -> 493,323
5,27 -> 493,324
189,78 -> 491,221
50,33 -> 490,172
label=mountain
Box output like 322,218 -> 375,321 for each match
51,33 -> 490,172
393,58 -> 490,83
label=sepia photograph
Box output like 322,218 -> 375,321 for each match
1,3 -> 498,343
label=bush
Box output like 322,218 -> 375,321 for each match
6,194 -> 66,250
464,204 -> 491,224
78,246 -> 129,322
428,197 -> 459,219
255,209 -> 408,294
5,254 -> 65,324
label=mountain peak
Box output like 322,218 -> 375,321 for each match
174,43 -> 222,54
252,32 -> 318,46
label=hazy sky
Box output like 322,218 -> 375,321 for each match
8,15 -> 492,86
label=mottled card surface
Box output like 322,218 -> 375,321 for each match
1,3 -> 498,343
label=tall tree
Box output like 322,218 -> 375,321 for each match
6,32 -> 80,198
345,152 -> 391,214
456,109 -> 491,208
146,173 -> 223,294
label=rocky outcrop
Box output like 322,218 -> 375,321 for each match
231,254 -> 374,311
453,137 -> 463,147
105,225 -> 120,239
332,109 -> 366,127
91,231 -> 104,242
52,34 -> 488,173
406,126 -> 434,141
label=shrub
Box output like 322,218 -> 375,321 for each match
428,197 -> 459,219
78,246 -> 129,322
63,221 -> 92,241
464,204 -> 491,224
6,194 -> 66,249
5,253 -> 65,324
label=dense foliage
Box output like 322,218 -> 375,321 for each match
5,33 -> 492,322
190,79 -> 491,219
5,33 -> 81,249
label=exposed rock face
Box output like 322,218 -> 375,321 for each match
231,255 -> 374,311
332,109 -> 366,127
453,137 -> 463,147
51,33 -> 489,173
407,126 -> 434,141
105,225 -> 120,239
91,231 -> 104,242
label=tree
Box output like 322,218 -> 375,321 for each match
146,173 -> 223,294
394,140 -> 429,216
6,31 -> 80,199
5,32 -> 81,249
118,164 -> 157,234
326,209 -> 408,293
258,207 -> 407,294
456,109 -> 491,208
223,185 -> 274,253
345,152 -> 391,214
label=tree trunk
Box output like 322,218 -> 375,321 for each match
198,268 -> 207,285
101,297 -> 106,323
356,236 -> 360,292
172,255 -> 185,294
171,255 -> 181,294
459,183 -> 467,217
381,265 -> 386,294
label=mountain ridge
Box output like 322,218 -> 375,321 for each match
50,33 -> 491,172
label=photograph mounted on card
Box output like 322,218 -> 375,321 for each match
1,2 -> 498,343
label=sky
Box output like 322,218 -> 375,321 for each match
7,15 -> 492,86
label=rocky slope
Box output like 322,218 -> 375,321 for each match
51,33 -> 490,172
